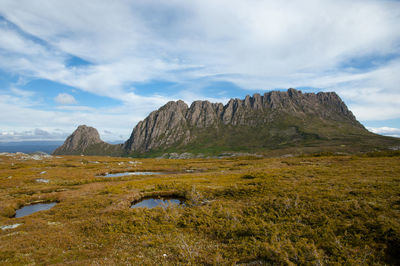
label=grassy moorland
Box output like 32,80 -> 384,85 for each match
0,152 -> 399,265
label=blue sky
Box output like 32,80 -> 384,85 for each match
0,0 -> 400,142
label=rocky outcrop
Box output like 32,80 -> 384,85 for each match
53,125 -> 122,155
123,100 -> 190,152
123,88 -> 367,154
56,88 -> 393,156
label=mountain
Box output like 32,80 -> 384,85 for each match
54,89 -> 400,156
52,125 -> 122,156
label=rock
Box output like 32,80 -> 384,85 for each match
53,125 -> 123,155
55,88 -> 396,157
1,223 -> 21,230
123,101 -> 190,152
123,89 -> 367,154
53,125 -> 101,154
160,152 -> 196,159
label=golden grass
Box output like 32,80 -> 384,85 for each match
0,153 -> 399,265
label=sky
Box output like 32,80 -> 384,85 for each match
0,0 -> 399,142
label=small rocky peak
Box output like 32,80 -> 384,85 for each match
161,100 -> 189,114
187,100 -> 219,127
243,93 -> 263,109
187,100 -> 209,117
222,98 -> 242,124
317,91 -> 340,103
316,91 -> 355,119
52,125 -> 103,155
244,95 -> 252,107
252,93 -> 263,109
176,100 -> 189,111
69,125 -> 101,145
263,91 -> 284,109
189,100 -> 211,109
288,88 -> 301,98
152,100 -> 189,126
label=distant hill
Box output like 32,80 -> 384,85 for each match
53,89 -> 400,157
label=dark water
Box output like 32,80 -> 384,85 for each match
15,202 -> 57,218
104,172 -> 162,177
131,197 -> 185,209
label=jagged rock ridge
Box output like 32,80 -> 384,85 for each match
123,89 -> 367,154
54,89 -> 399,156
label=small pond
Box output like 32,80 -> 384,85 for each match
36,178 -> 49,183
131,197 -> 185,209
103,172 -> 163,177
15,202 -> 57,218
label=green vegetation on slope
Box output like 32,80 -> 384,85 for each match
127,113 -> 400,157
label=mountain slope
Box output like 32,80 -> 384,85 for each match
123,88 -> 397,156
54,89 -> 400,156
53,125 -> 122,156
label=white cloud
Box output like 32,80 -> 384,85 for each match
10,87 -> 35,97
0,128 -> 69,142
0,0 -> 399,139
0,1 -> 398,95
54,93 -> 77,105
368,127 -> 400,138
0,90 -> 156,141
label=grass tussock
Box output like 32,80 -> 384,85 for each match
0,152 -> 399,264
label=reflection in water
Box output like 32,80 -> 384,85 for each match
15,202 -> 57,218
103,172 -> 162,177
131,197 -> 185,209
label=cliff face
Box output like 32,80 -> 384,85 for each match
123,100 -> 190,153
53,125 -> 122,155
123,89 -> 367,154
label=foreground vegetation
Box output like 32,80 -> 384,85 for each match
0,152 -> 399,265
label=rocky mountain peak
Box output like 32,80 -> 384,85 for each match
122,89 -> 365,154
55,88 -> 391,157
53,125 -> 103,155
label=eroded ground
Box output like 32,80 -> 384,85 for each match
0,152 -> 399,265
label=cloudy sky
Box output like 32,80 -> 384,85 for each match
0,0 -> 399,142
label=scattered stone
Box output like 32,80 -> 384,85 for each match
0,152 -> 52,161
47,221 -> 61,226
1,223 -> 21,230
40,171 -> 47,174
31,155 -> 43,160
280,154 -> 294,158
161,152 -> 196,159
